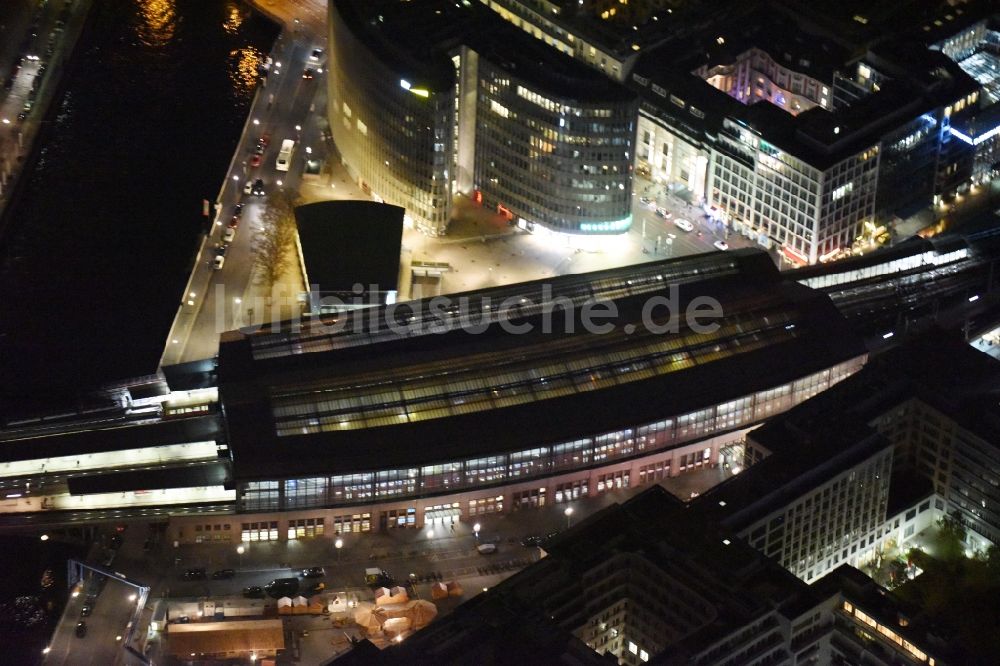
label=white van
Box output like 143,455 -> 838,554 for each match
275,138 -> 294,172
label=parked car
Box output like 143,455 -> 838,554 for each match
301,566 -> 325,578
213,254 -> 225,270
249,153 -> 262,167
673,219 -> 694,232
75,621 -> 87,638
250,179 -> 265,196
520,535 -> 543,547
182,568 -> 206,581
713,240 -> 730,251
243,586 -> 265,598
222,227 -> 236,243
211,569 -> 235,580
477,543 -> 497,555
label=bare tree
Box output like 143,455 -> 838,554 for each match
254,187 -> 299,293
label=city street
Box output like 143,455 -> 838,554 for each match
161,27 -> 326,366
35,467 -> 729,664
44,574 -> 142,666
0,0 -> 91,208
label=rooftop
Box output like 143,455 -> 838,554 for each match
295,200 -> 403,298
630,3 -> 982,170
333,0 -> 633,101
218,249 -> 865,481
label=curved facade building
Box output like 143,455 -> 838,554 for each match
328,0 -> 454,235
328,0 -> 636,236
471,50 -> 637,233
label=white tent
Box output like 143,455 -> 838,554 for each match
276,597 -> 292,608
291,595 -> 309,607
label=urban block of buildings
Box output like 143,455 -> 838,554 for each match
336,331 -> 1000,665
326,0 -> 1000,264
336,484 -> 975,665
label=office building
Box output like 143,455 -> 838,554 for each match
485,1 -> 993,262
695,331 -> 1000,585
328,0 -> 637,236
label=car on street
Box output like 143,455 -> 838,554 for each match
673,219 -> 694,232
639,196 -> 653,205
713,240 -> 730,251
80,603 -> 93,617
254,141 -> 266,155
309,48 -> 324,63
655,207 -> 671,219
477,543 -> 497,555
258,133 -> 270,147
228,213 -> 240,229
520,535 -> 543,547
182,568 -> 206,581
243,586 -> 265,598
242,179 -> 254,195
223,227 -> 236,243
249,153 -> 262,167
213,254 -> 225,270
365,568 -> 395,588
251,179 -> 265,196
212,569 -> 236,580
301,566 -> 325,578
265,577 -> 300,598
302,68 -> 315,80
75,621 -> 87,638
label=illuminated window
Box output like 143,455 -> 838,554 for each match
490,100 -> 510,118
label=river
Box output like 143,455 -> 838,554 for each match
0,0 -> 278,412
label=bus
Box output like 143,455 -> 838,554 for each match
276,138 -> 294,172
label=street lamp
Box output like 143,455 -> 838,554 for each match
473,523 -> 481,542
335,537 -> 343,562
237,545 -> 245,567
564,507 -> 574,529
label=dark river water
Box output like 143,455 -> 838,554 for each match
0,0 -> 278,409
